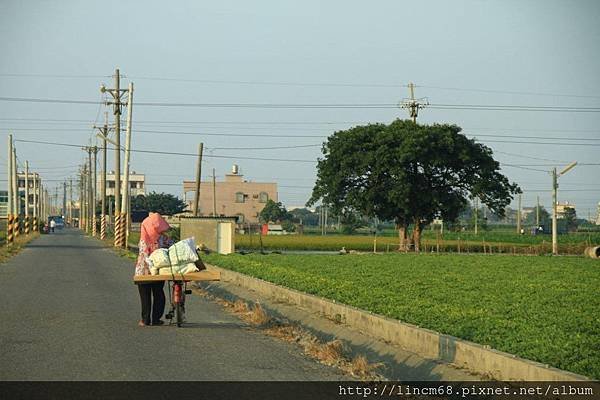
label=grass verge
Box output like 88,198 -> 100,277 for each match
202,252 -> 600,379
0,232 -> 40,264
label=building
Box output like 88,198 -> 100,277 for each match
0,190 -> 7,219
17,172 -> 42,217
182,165 -> 277,224
101,171 -> 146,198
556,201 -> 576,219
520,207 -> 535,221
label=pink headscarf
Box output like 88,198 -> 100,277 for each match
140,213 -> 170,254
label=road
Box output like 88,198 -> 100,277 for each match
0,229 -> 347,380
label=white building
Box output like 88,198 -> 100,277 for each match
99,171 -> 146,198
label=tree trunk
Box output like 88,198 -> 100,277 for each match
397,223 -> 407,251
412,220 -> 422,253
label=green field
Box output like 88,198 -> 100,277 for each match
202,252 -> 600,379
235,234 -> 592,255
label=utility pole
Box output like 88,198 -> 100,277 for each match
552,168 -> 558,255
552,162 -> 577,256
82,165 -> 88,233
24,161 -> 30,235
54,186 -> 59,219
121,82 -> 134,247
320,206 -> 324,236
474,197 -> 478,235
516,193 -> 522,234
95,112 -> 110,240
193,143 -> 204,216
92,146 -> 98,236
101,129 -> 107,239
101,68 -> 128,247
62,180 -> 66,218
69,179 -> 73,227
78,169 -> 84,230
87,149 -> 93,233
400,82 -> 428,123
32,172 -> 38,232
6,135 -> 13,245
212,168 -> 217,216
536,195 -> 540,228
12,146 -> 19,237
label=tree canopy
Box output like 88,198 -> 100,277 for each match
131,192 -> 187,216
259,199 -> 290,223
308,119 -> 520,251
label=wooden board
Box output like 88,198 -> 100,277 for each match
133,270 -> 220,283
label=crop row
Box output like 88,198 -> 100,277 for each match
202,252 -> 600,379
235,234 -> 591,255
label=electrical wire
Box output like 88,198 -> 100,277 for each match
1,96 -> 600,112
14,139 -> 317,163
2,73 -> 597,99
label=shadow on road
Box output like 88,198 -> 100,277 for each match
162,322 -> 247,329
27,244 -> 104,250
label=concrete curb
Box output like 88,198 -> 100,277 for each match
206,264 -> 589,381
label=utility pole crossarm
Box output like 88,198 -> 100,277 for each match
399,82 -> 429,123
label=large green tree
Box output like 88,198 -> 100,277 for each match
308,120 -> 520,251
259,199 -> 290,223
563,207 -> 578,232
131,192 -> 186,215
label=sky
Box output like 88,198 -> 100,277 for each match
0,0 -> 599,218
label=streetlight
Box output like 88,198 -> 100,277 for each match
552,161 -> 577,255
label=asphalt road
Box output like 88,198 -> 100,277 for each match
0,229 -> 347,380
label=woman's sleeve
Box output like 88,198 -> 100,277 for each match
158,235 -> 174,248
134,240 -> 152,276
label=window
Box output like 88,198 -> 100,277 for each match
236,213 -> 245,223
259,192 -> 269,203
235,192 -> 245,203
108,181 -> 115,188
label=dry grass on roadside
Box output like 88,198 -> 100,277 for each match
349,355 -> 383,377
306,339 -> 345,365
193,286 -> 384,379
0,233 -> 40,264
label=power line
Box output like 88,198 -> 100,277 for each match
6,126 -> 600,146
0,97 -> 399,108
0,73 -> 109,79
470,133 -> 600,141
207,144 -> 321,151
493,150 -> 570,163
3,117 -> 599,135
1,96 -> 600,112
430,104 -> 600,113
480,139 -> 600,147
419,85 -> 600,100
2,73 -> 597,99
498,164 -> 550,173
14,139 -> 317,163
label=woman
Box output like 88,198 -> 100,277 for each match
135,213 -> 173,326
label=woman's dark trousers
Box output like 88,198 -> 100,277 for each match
138,281 -> 166,325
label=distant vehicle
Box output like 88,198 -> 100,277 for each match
48,216 -> 65,229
